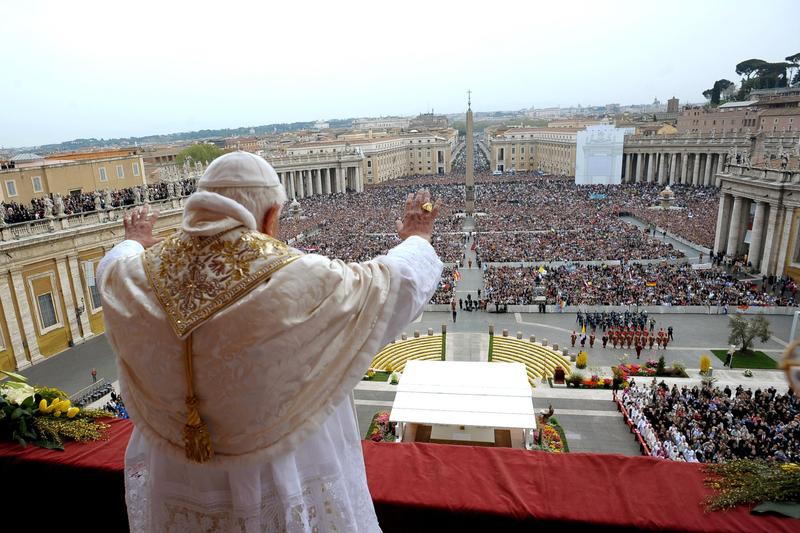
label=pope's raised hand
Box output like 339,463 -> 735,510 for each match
123,205 -> 164,249
395,188 -> 442,243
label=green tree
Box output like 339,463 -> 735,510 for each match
787,53 -> 800,86
176,144 -> 224,166
735,59 -> 769,80
703,79 -> 734,106
727,314 -> 772,354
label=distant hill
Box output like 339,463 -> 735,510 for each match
12,118 -> 355,154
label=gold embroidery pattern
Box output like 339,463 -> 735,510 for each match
143,228 -> 301,337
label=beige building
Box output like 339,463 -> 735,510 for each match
352,117 -> 411,131
1,152 -> 147,205
488,127 -> 578,175
547,119 -> 607,129
715,164 -> 800,279
284,130 -> 457,184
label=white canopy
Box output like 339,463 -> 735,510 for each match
389,360 -> 536,430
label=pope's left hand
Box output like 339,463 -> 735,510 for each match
124,206 -> 164,249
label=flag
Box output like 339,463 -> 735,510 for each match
453,270 -> 462,282
538,266 -> 547,274
581,325 -> 586,334
646,281 -> 657,287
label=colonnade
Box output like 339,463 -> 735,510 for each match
713,192 -> 794,275
621,151 -> 727,187
276,165 -> 363,199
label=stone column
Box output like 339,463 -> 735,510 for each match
67,255 -> 93,339
646,153 -> 655,183
715,154 -> 724,187
775,206 -> 794,275
625,153 -> 632,183
10,269 -> 43,363
669,153 -> 677,184
337,168 -> 345,193
703,154 -> 713,186
748,202 -> 768,270
55,258 -> 82,344
680,152 -> 689,185
313,169 -> 322,196
635,153 -> 644,183
692,153 -> 701,186
761,205 -> 783,275
296,170 -> 305,198
0,274 -> 29,370
322,168 -> 331,195
714,193 -> 733,255
658,152 -> 667,184
726,196 -> 744,257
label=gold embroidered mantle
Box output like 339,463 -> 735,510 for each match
143,228 -> 301,337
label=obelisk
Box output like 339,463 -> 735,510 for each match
465,90 -> 475,214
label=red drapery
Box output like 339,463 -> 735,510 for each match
0,419 -> 795,532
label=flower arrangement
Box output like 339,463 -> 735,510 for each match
615,363 -> 657,378
364,411 -> 396,442
645,359 -> 659,369
704,460 -> 800,513
540,424 -> 564,453
389,372 -> 400,385
0,370 -> 111,450
700,355 -> 712,375
743,369 -> 753,377
575,351 -> 588,369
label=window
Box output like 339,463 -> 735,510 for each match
99,167 -> 108,181
116,164 -> 124,178
31,176 -> 43,193
37,293 -> 58,329
133,162 -> 140,176
5,180 -> 17,197
84,261 -> 102,311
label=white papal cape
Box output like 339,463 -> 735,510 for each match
98,196 -> 442,532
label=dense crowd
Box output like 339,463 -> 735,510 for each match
623,381 -> 799,463
484,263 -> 796,307
1,179 -> 197,223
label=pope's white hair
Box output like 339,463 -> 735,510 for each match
200,185 -> 287,226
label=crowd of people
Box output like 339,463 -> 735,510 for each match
623,381 -> 799,463
484,262 -> 796,307
1,179 -> 197,223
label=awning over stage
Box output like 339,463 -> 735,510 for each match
389,360 -> 536,430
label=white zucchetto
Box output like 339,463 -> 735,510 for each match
197,151 -> 281,189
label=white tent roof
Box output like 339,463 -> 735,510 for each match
389,360 -> 536,430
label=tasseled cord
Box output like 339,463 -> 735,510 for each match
182,333 -> 214,462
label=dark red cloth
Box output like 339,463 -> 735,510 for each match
0,418 -> 131,531
1,419 -> 796,532
363,440 -> 797,533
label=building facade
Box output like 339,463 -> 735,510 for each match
283,130 -> 456,184
714,165 -> 800,278
488,128 -> 578,175
352,117 -> 411,131
0,153 -> 147,204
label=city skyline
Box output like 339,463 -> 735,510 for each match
1,0 -> 797,147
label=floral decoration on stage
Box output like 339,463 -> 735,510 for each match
0,370 -> 111,450
703,460 -> 800,516
365,411 -> 396,443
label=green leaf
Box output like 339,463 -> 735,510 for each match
20,396 -> 34,409
0,370 -> 28,383
11,407 -> 23,420
753,501 -> 800,519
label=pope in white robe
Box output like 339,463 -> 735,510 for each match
98,152 -> 443,532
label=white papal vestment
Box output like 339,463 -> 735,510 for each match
98,216 -> 442,532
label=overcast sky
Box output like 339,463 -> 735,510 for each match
1,0 -> 797,147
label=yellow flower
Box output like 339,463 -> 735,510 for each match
54,410 -> 62,417
39,399 -> 49,411
781,463 -> 800,473
66,407 -> 80,418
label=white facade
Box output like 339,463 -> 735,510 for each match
575,125 -> 634,185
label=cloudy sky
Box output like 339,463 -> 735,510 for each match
1,0 -> 797,147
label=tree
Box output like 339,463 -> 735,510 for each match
176,143 -> 224,166
784,53 -> 800,86
728,314 -> 772,354
702,79 -> 734,106
735,59 -> 769,80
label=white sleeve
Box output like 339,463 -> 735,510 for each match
375,235 -> 443,343
96,240 -> 145,286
